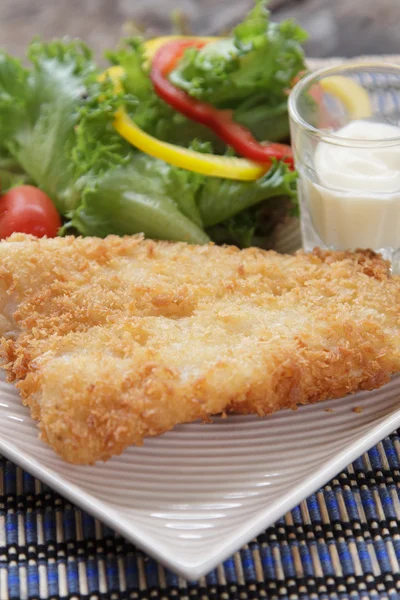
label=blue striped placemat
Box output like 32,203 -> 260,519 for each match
2,430 -> 400,599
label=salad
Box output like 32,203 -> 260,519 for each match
0,0 -> 307,247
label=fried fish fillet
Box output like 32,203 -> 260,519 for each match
0,233 -> 399,464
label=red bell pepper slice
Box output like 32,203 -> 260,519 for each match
149,39 -> 294,169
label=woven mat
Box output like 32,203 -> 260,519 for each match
3,433 -> 400,600
2,55 -> 400,600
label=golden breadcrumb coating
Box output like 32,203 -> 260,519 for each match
0,233 -> 399,464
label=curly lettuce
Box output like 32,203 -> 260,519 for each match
169,0 -> 307,141
0,40 -> 97,212
106,39 -> 223,149
200,161 -> 297,248
0,1 -> 304,248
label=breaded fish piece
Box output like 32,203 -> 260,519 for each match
0,233 -> 399,464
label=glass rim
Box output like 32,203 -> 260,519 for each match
288,61 -> 400,147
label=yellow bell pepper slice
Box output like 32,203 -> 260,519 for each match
100,65 -> 124,93
114,109 -> 268,180
320,75 -> 372,119
100,66 -> 269,181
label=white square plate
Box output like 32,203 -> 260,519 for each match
0,372 -> 399,580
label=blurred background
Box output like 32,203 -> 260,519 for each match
1,0 -> 399,59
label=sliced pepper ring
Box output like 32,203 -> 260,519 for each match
149,39 -> 294,168
319,75 -> 372,119
101,66 -> 270,181
144,36 -> 220,62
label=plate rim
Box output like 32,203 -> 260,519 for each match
1,387 -> 400,580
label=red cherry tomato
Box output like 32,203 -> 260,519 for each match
0,185 -> 62,239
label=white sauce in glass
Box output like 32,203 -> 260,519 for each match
305,120 -> 400,249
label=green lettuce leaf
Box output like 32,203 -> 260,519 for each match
200,161 -> 297,247
197,160 -> 297,227
69,96 -> 297,247
0,27 -> 299,249
207,195 -> 296,248
169,0 -> 307,141
0,53 -> 28,139
0,39 -> 98,212
69,153 -> 210,244
0,147 -> 32,191
66,76 -> 208,243
233,98 -> 290,142
106,38 -> 223,149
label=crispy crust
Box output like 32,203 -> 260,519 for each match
0,233 -> 399,464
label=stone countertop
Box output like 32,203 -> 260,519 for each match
1,0 -> 399,59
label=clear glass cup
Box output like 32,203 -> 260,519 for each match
288,63 -> 400,269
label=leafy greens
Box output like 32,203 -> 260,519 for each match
169,0 -> 307,141
0,0 -> 305,248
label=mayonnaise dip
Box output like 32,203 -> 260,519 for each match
303,120 -> 400,249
